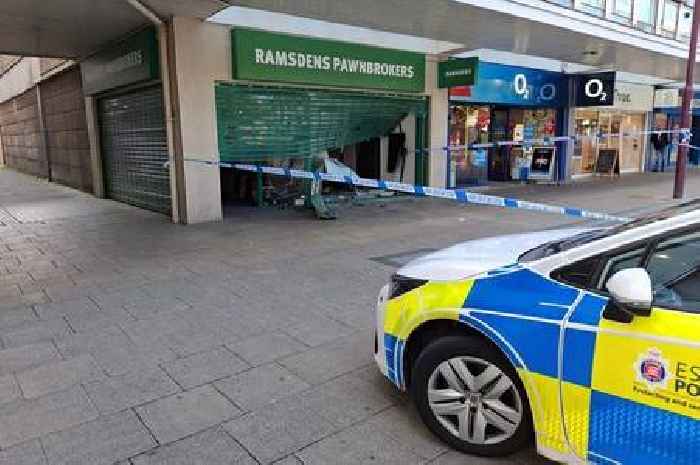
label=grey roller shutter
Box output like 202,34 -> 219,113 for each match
99,86 -> 170,214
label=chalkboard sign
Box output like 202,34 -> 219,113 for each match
595,149 -> 619,175
529,147 -> 556,180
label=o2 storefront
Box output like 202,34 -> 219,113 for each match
447,62 -> 567,187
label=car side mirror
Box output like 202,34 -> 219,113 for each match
603,268 -> 653,323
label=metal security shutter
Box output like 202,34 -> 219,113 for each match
99,86 -> 170,214
216,84 -> 428,162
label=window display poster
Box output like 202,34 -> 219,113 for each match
530,147 -> 556,179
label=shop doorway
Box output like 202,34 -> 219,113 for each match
449,104 -> 559,186
355,138 -> 381,180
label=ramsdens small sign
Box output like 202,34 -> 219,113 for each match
438,58 -> 478,88
232,29 -> 425,92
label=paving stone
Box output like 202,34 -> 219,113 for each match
135,385 -> 242,445
130,426 -> 256,465
41,410 -> 155,465
214,363 -> 310,412
272,456 -> 304,465
297,367 -> 398,429
0,318 -> 72,348
365,405 -> 448,460
84,367 -> 180,415
223,396 -> 337,464
226,331 -> 307,367
0,439 -> 47,465
0,306 -> 37,331
33,297 -> 99,319
63,306 -> 135,333
279,331 -> 372,385
162,346 -> 249,389
0,385 -> 98,448
0,342 -> 61,376
16,354 -> 105,399
296,421 -> 424,465
428,449 -> 549,465
282,314 -> 355,347
0,374 -> 21,405
56,325 -> 176,376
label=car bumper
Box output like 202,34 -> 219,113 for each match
373,284 -> 390,380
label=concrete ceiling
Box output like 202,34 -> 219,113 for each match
0,0 -> 230,58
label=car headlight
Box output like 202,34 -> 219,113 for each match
389,273 -> 427,299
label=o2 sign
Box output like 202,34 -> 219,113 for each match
513,73 -> 557,102
576,72 -> 615,106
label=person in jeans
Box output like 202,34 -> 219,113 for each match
651,128 -> 669,172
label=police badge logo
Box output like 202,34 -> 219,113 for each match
634,348 -> 671,390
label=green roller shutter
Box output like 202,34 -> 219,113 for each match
99,86 -> 170,214
216,83 -> 427,162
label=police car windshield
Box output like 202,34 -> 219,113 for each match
518,200 -> 700,262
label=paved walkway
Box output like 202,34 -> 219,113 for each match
0,166 -> 698,465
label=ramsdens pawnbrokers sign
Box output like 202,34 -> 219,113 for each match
232,29 -> 425,92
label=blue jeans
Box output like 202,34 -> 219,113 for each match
654,148 -> 667,172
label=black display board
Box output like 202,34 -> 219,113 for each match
530,147 -> 555,179
595,149 -> 619,175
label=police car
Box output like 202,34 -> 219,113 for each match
374,201 -> 700,464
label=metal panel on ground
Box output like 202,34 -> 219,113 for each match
98,86 -> 170,214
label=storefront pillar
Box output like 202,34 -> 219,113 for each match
169,17 -> 230,223
426,58 -> 449,188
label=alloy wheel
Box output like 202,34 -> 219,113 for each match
427,356 -> 523,445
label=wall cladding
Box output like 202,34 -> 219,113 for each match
0,87 -> 46,177
39,67 -> 92,192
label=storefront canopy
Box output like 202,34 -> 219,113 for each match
216,83 -> 427,161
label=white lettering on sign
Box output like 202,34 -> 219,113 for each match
103,50 -> 143,75
514,74 -> 529,99
254,48 -> 415,79
585,78 -> 608,103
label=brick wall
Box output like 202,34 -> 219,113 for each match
39,67 -> 92,192
0,88 -> 46,177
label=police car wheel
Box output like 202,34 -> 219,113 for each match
411,335 -> 533,457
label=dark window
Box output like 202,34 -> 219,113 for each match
552,257 -> 601,289
647,232 -> 700,313
597,246 -> 647,289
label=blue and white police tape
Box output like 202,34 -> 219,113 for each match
186,160 -> 629,222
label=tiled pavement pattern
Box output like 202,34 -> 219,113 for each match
0,167 -> 698,464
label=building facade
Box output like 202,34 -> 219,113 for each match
0,0 -> 698,223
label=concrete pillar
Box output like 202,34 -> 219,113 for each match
426,58 -> 449,188
169,17 -> 229,224
84,96 -> 105,198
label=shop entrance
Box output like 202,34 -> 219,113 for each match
449,104 -> 558,187
215,84 -> 428,212
573,109 -> 645,176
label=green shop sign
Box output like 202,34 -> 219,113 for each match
231,29 -> 426,93
81,27 -> 159,95
438,58 -> 479,88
